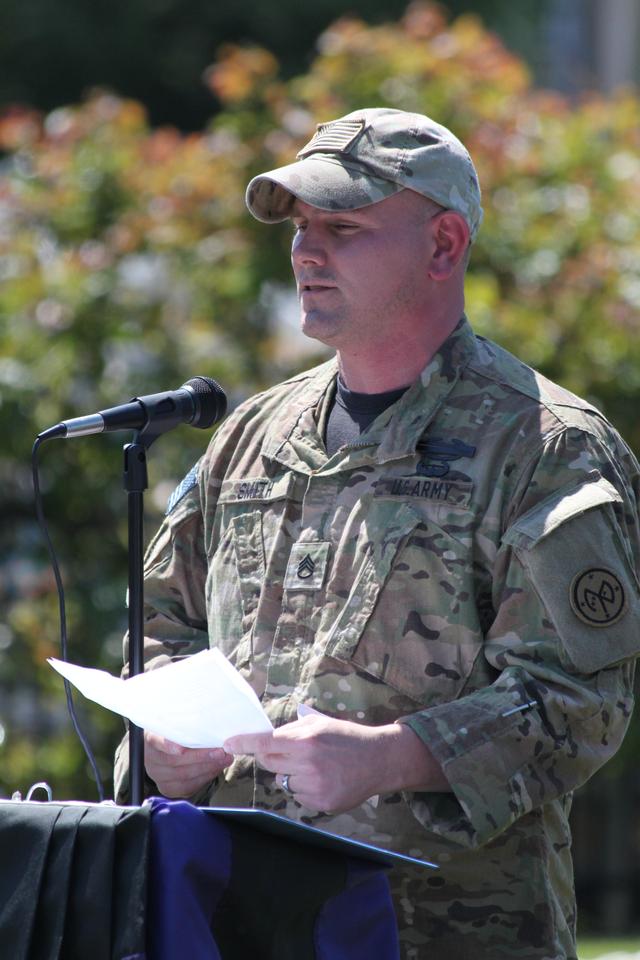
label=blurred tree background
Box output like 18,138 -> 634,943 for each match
1,0 -> 639,936
0,0 -> 545,129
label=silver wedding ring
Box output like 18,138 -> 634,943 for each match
282,774 -> 294,796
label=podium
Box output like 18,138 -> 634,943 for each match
0,797 -> 434,959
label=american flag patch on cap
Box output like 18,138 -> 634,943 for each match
297,118 -> 365,158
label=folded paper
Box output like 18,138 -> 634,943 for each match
48,649 -> 273,748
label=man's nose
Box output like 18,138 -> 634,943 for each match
291,228 -> 326,267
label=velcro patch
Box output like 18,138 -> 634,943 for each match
284,542 -> 331,591
166,462 -> 199,515
570,567 -> 627,626
415,436 -> 477,478
297,118 -> 365,158
219,474 -> 294,504
504,476 -> 640,672
374,476 -> 472,507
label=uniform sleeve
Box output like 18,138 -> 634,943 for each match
400,429 -> 640,849
114,463 -> 211,802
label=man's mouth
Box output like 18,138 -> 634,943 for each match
300,282 -> 335,292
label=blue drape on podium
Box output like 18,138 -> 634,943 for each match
148,799 -> 400,960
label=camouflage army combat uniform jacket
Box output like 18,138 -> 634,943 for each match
115,317 -> 640,960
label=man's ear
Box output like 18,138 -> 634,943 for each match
427,211 -> 470,281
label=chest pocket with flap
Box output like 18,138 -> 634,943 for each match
319,497 -> 485,708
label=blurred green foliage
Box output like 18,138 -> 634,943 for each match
1,3 -> 639,816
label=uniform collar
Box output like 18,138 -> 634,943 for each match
262,316 -> 478,473
261,360 -> 338,473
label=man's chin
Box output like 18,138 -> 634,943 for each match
300,313 -> 342,348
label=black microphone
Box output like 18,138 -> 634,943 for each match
38,376 -> 227,441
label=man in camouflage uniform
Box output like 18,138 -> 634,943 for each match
114,108 -> 640,959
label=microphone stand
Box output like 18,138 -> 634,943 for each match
123,429 -> 161,806
36,377 -> 226,807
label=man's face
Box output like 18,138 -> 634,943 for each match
290,189 -> 441,353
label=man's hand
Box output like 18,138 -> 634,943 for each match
144,730 -> 233,799
224,713 -> 450,813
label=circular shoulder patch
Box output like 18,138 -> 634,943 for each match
570,568 -> 627,627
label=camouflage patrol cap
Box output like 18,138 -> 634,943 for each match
245,107 -> 483,241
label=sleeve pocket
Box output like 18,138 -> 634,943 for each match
503,476 -> 640,674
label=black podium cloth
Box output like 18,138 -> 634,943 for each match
0,801 -> 149,960
0,798 -> 401,960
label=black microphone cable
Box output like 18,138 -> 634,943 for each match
32,434 -> 106,801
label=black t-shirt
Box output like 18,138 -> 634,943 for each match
324,376 -> 408,457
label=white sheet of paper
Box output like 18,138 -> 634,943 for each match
48,649 -> 273,748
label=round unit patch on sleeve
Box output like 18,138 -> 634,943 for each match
570,567 -> 627,627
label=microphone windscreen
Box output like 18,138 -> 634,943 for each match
184,376 -> 228,428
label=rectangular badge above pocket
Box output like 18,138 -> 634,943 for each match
219,473 -> 295,504
374,476 -> 473,508
284,542 -> 331,591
